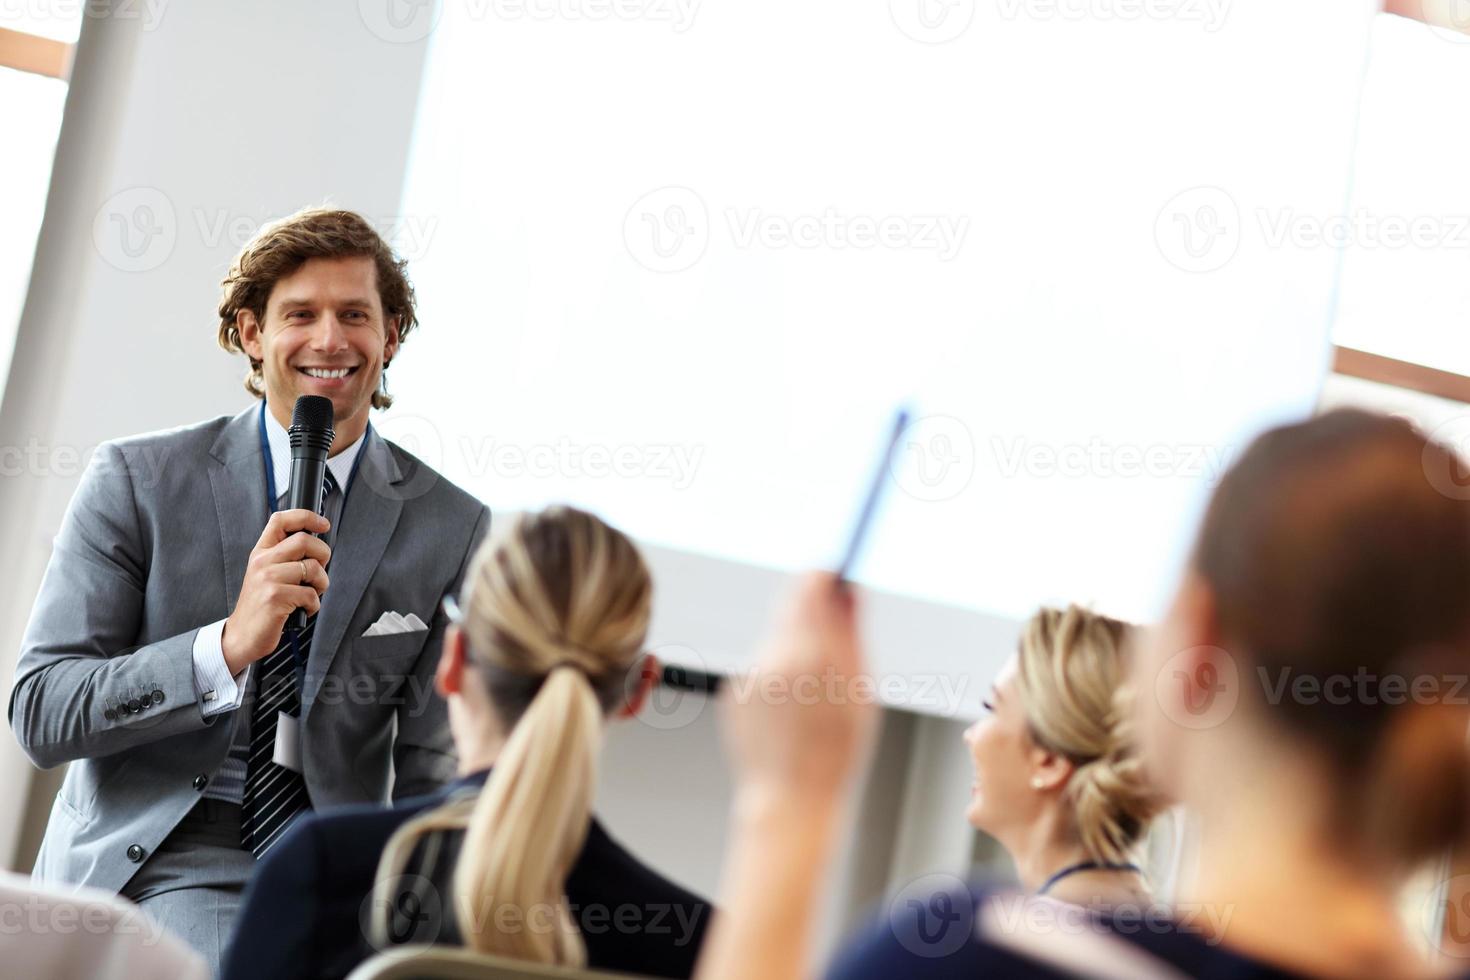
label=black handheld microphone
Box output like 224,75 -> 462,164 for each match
286,395 -> 335,632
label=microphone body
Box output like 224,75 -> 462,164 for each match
286,396 -> 335,632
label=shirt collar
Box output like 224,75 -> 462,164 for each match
262,402 -> 367,502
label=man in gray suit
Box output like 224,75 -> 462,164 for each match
8,208 -> 489,968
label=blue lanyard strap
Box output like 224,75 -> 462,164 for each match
1037,861 -> 1142,896
257,400 -> 370,518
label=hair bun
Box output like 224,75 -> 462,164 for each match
1016,605 -> 1165,865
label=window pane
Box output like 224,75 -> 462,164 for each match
1333,14 -> 1470,375
0,67 -> 69,396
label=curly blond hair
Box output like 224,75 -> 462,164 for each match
1014,605 -> 1163,866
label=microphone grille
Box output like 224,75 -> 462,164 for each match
290,395 -> 335,434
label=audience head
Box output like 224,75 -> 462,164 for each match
965,606 -> 1161,871
432,505 -> 659,965
1139,408 -> 1470,871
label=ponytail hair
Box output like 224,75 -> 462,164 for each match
453,666 -> 603,964
376,507 -> 652,966
1015,605 -> 1163,866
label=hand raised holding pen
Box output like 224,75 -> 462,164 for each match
721,572 -> 879,811
699,573 -> 880,980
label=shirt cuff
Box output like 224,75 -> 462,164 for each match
193,619 -> 245,716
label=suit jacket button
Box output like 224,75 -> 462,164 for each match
151,689 -> 166,705
126,844 -> 145,863
193,774 -> 208,791
104,708 -> 117,721
119,702 -> 132,715
127,698 -> 143,713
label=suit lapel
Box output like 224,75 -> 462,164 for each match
304,427 -> 405,710
207,406 -> 270,616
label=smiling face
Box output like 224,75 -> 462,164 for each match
236,254 -> 399,447
963,655 -> 1050,840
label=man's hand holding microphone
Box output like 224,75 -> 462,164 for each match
221,394 -> 338,677
221,510 -> 331,676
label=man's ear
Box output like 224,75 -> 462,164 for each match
384,315 -> 400,365
435,625 -> 467,699
237,308 -> 264,360
616,653 -> 661,720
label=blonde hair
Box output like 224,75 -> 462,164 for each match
1014,605 -> 1160,866
373,506 -> 651,965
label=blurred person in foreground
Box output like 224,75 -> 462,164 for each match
222,506 -> 713,980
0,870 -> 206,980
699,408 -> 1470,980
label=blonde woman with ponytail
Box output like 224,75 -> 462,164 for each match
225,507 -> 713,980
963,605 -> 1162,907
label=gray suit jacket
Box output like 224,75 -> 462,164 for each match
9,406 -> 490,895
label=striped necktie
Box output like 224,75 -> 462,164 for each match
240,468 -> 338,857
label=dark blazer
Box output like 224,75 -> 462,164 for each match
221,770 -> 714,980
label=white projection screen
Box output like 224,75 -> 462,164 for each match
387,0 -> 1380,715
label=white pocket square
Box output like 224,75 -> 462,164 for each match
362,611 -> 429,638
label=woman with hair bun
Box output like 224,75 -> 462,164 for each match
698,409 -> 1470,980
965,605 -> 1161,907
